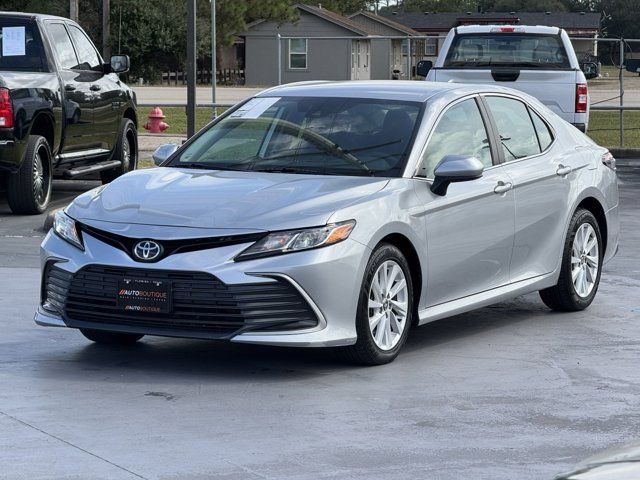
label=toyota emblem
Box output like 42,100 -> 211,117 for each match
133,240 -> 163,261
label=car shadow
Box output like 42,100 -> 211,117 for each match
37,294 -> 552,382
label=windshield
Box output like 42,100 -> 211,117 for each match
0,19 -> 46,72
444,33 -> 570,69
167,96 -> 423,177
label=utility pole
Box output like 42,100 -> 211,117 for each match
69,0 -> 78,22
211,0 -> 216,119
187,0 -> 197,138
102,0 -> 111,60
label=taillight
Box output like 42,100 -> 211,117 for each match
576,83 -> 588,113
0,88 -> 13,128
602,152 -> 616,171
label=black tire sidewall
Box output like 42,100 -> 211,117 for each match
101,119 -> 137,184
563,209 -> 603,308
7,135 -> 52,214
355,244 -> 414,363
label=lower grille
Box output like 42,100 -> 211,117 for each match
43,264 -> 319,338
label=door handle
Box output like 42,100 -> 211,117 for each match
64,84 -> 76,91
90,84 -> 102,91
556,165 -> 572,176
494,181 -> 513,195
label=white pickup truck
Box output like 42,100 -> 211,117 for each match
418,25 -> 597,132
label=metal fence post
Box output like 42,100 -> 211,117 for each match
277,33 -> 282,85
186,0 -> 196,138
211,0 -> 216,119
619,37 -> 624,147
406,36 -> 411,79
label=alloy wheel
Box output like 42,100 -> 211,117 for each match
368,260 -> 409,351
32,150 -> 46,205
122,136 -> 131,171
571,223 -> 599,298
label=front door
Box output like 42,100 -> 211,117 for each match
67,23 -> 119,152
351,40 -> 370,80
414,97 -> 515,306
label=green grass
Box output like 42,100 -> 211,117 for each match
136,106 -> 225,136
588,111 -> 640,148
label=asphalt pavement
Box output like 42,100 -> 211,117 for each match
0,161 -> 639,479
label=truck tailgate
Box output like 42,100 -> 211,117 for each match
432,68 -> 577,118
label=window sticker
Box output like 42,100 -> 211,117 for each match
229,97 -> 280,119
2,26 -> 26,56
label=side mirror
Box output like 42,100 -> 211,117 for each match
110,54 -> 130,74
416,60 -> 433,77
152,143 -> 179,166
581,61 -> 598,79
431,155 -> 484,196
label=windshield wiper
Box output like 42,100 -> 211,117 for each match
169,162 -> 250,171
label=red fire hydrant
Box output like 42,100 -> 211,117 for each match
143,106 -> 169,133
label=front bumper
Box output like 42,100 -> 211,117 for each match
36,228 -> 370,347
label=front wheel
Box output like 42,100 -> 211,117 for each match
337,244 -> 414,365
101,118 -> 137,184
80,329 -> 144,345
6,135 -> 52,214
539,208 -> 603,311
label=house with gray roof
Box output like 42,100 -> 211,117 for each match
242,4 -> 419,86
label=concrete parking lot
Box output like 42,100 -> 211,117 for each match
1,161 -> 639,479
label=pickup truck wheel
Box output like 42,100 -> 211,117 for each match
101,119 -> 137,184
6,135 -> 52,215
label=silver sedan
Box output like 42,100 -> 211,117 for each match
36,81 -> 619,365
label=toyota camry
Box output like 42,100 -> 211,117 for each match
36,81 -> 619,365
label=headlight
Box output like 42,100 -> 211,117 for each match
53,210 -> 83,250
235,220 -> 355,261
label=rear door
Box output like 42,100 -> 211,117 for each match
480,94 -> 579,282
44,21 -> 97,154
430,31 -> 577,123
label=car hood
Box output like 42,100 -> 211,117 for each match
555,441 -> 640,479
67,167 -> 389,232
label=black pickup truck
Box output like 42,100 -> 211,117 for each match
0,12 -> 137,214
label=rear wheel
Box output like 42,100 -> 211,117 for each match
7,135 -> 52,214
337,244 -> 413,365
80,329 -> 144,345
539,208 -> 603,311
101,119 -> 137,184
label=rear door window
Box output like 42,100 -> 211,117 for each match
0,19 -> 45,71
47,23 -> 78,70
445,33 -> 570,69
530,109 -> 554,151
484,96 -> 541,161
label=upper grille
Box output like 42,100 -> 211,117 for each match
43,264 -> 319,338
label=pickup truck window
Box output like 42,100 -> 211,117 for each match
0,20 -> 45,72
47,23 -> 79,70
444,34 -> 570,69
67,25 -> 101,71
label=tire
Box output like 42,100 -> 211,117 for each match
80,328 -> 144,345
101,118 -> 137,184
337,243 -> 414,365
539,208 -> 603,311
6,135 -> 52,215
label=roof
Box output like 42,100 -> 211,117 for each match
380,11 -> 601,33
0,12 -> 69,22
257,80 -> 460,102
347,11 -> 421,36
296,4 -> 373,35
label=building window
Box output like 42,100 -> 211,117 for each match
425,37 -> 438,56
289,38 -> 307,69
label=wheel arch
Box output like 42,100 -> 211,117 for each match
28,112 -> 56,155
123,107 -> 137,128
374,232 -> 423,324
576,196 -> 608,254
